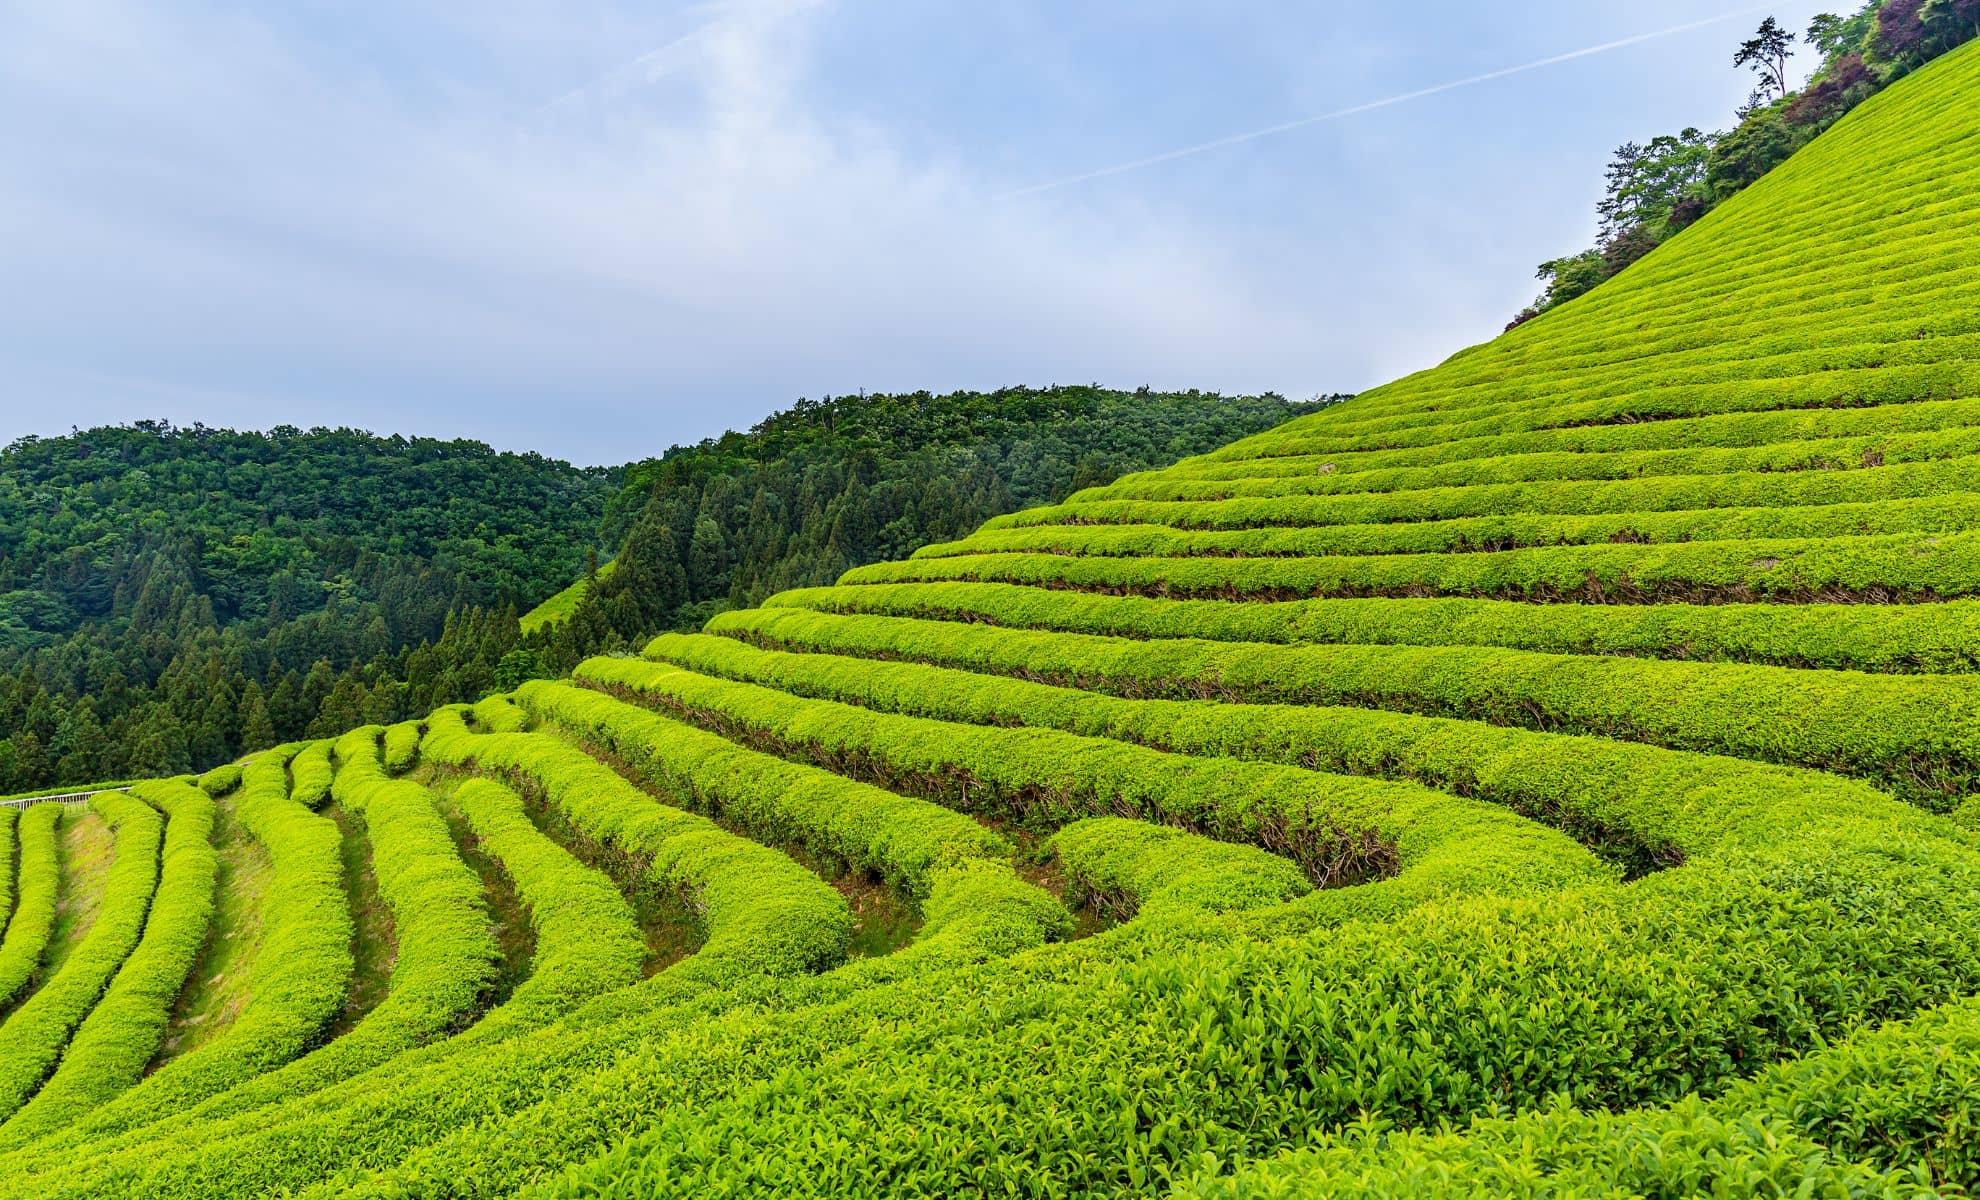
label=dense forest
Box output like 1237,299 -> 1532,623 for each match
0,423 -> 614,790
1513,0 -> 1980,325
0,388 -> 1330,792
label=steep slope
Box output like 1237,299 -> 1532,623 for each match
3,37 -> 1980,1200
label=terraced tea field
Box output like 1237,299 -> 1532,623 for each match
3,38 -> 1980,1200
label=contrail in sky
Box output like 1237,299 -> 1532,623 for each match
999,5 -> 1772,198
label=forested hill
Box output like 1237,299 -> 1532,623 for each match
518,386 -> 1335,672
0,422 -> 614,789
0,390 -> 1327,792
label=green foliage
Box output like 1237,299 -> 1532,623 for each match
0,781 -> 216,1145
10,34 -> 1980,1200
61,746 -> 353,1142
0,804 -> 64,1012
1521,1 -> 1977,321
0,423 -> 612,793
0,791 -> 163,1121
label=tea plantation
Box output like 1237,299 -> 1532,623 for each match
3,39 -> 1980,1200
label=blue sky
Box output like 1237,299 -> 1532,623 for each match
0,0 -> 1833,465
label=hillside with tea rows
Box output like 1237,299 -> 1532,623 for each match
2,39 -> 1980,1200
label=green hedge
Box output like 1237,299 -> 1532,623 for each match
57,744 -> 352,1144
706,605 -> 1980,809
988,454 -> 1980,532
516,679 -> 1010,900
1048,818 -> 1310,921
762,579 -> 1980,672
380,723 -> 421,775
849,528 -> 1980,604
0,791 -> 163,1121
647,628 -> 1959,874
927,493 -> 1980,563
195,764 -> 241,797
288,741 -> 335,810
0,805 -> 63,1012
137,727 -> 501,1133
0,781 -> 216,1144
578,654 -> 1609,920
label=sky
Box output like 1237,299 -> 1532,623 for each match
0,0 -> 1837,466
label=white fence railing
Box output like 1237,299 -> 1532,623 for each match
0,787 -> 131,810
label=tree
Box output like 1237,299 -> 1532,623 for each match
1597,130 -> 1715,238
1533,250 -> 1607,312
1735,17 -> 1797,99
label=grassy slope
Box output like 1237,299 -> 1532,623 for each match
519,559 -> 616,634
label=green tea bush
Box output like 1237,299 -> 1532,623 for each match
0,791 -> 162,1121
763,579 -> 1980,672
0,781 -> 215,1144
0,804 -> 62,1012
61,745 -> 352,1142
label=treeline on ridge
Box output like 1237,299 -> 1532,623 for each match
0,388 -> 1330,793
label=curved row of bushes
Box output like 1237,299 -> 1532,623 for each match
1083,425 -> 1980,504
1162,388 -> 1980,479
515,679 -> 1010,900
288,741 -> 334,810
853,528 -> 1980,604
1048,818 -> 1310,921
52,744 -> 351,1146
573,656 -> 1609,915
0,805 -> 63,1013
381,723 -> 421,775
991,453 -> 1980,532
706,606 -> 1980,809
1,709 -> 860,1198
765,579 -> 1980,672
0,781 -> 216,1145
926,493 -> 1980,562
0,791 -> 163,1121
647,628 -> 1959,871
144,728 -> 501,1133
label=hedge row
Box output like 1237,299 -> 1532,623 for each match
926,492 -> 1980,562
851,528 -> 1980,604
288,741 -> 334,810
0,791 -> 163,1121
705,606 -> 1980,809
469,695 -> 527,733
381,723 -> 421,775
1159,389 -> 1980,481
56,744 -> 353,1144
514,678 -> 1010,899
195,764 -> 241,798
4,708 -> 1073,1200
648,628 -> 1958,875
1079,425 -> 1980,504
0,781 -> 216,1145
0,805 -> 62,1012
441,776 -> 645,1038
765,579 -> 1980,672
988,453 -> 1980,532
576,654 -> 1609,918
5,709 -> 859,1196
1048,818 -> 1310,921
144,728 -> 501,1134
0,810 -> 14,954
